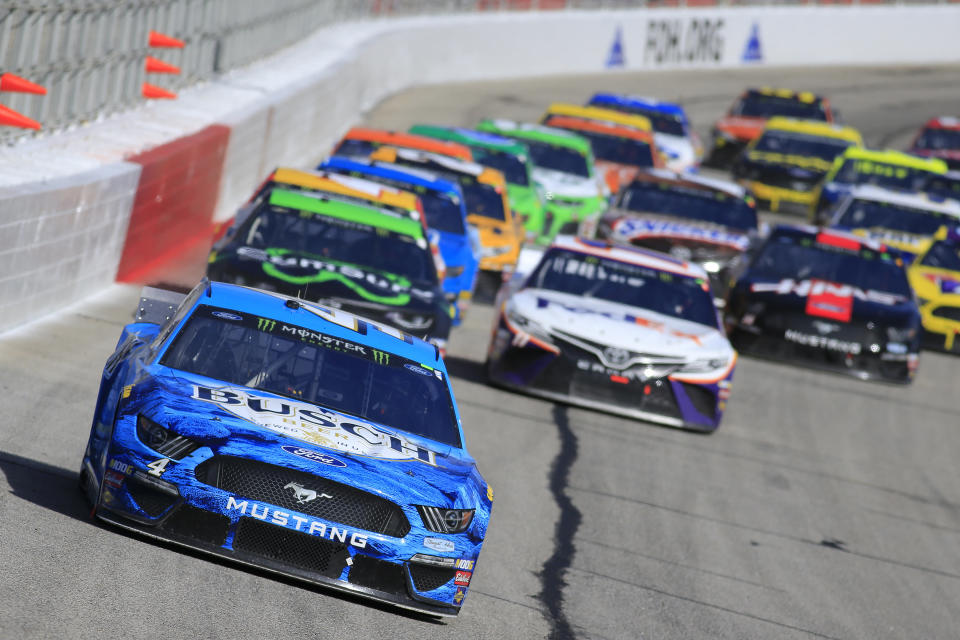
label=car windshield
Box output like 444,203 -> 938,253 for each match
920,240 -> 960,270
471,147 -> 530,186
334,138 -> 378,158
617,180 -> 758,231
161,305 -> 461,447
592,103 -> 686,137
835,199 -> 957,237
523,139 -> 591,178
753,131 -> 852,162
833,159 -> 933,191
750,231 -> 912,298
563,128 -> 656,169
460,179 -> 507,221
733,95 -> 827,120
241,205 -> 437,284
914,128 -> 960,151
526,248 -> 718,328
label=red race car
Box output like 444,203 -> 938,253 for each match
908,117 -> 960,170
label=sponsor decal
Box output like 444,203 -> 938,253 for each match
226,496 -> 368,549
278,324 -> 368,355
805,278 -> 853,322
108,458 -> 131,474
921,272 -> 960,295
453,587 -> 466,604
372,349 -> 390,365
104,470 -> 125,488
404,363 -> 431,376
122,385 -> 133,399
644,18 -> 725,66
535,297 -> 703,344
812,321 -> 840,335
887,342 -> 908,354
606,25 -> 625,69
486,485 -> 494,502
612,218 -> 749,251
212,311 -> 244,321
193,386 -> 438,466
455,559 -> 475,571
750,279 -> 905,306
741,23 -> 762,63
257,318 -> 277,332
146,458 -> 170,477
454,570 -> 472,586
281,445 -> 347,468
283,481 -> 333,504
784,329 -> 861,354
577,359 -> 674,382
423,537 -> 455,553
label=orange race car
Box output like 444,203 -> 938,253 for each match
332,127 -> 473,162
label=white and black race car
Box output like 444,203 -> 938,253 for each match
486,236 -> 736,431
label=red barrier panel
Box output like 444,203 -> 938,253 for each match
116,124 -> 230,284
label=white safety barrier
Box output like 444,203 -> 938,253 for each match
1,6 -> 958,333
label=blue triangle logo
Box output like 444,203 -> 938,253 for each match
606,27 -> 625,68
742,23 -> 763,63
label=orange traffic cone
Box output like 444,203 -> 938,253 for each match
148,30 -> 185,49
0,103 -> 41,129
145,56 -> 181,74
142,82 -> 177,100
0,73 -> 47,95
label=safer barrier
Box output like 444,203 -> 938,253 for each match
1,5 -> 959,333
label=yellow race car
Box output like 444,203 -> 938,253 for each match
908,226 -> 960,353
732,117 -> 862,214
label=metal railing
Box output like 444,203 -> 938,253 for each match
0,0 -> 949,145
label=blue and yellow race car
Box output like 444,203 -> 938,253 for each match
908,226 -> 960,353
79,281 -> 492,617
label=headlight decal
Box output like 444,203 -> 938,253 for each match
416,505 -> 474,534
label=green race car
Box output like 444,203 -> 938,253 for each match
476,119 -> 607,243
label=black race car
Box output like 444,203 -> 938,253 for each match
724,225 -> 921,383
597,169 -> 761,304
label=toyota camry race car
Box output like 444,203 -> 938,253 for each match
486,236 -> 736,431
725,225 -> 921,383
908,226 -> 960,352
597,170 -> 760,303
80,281 -> 491,617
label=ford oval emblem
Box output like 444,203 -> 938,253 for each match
281,445 -> 347,468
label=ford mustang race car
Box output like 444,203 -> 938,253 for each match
908,117 -> 960,170
827,185 -> 960,260
732,117 -> 862,214
79,281 -> 491,616
587,93 -> 703,172
597,169 -> 760,303
907,226 -> 960,352
706,88 -> 835,168
809,148 -> 947,224
207,188 -> 454,351
724,225 -> 920,383
486,236 -> 736,432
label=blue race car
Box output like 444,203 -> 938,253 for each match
79,281 -> 491,616
319,156 -> 481,323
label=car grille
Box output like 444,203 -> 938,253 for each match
196,456 -> 410,538
232,517 -> 349,579
161,504 -> 230,547
932,305 -> 960,321
348,555 -> 409,596
679,382 -> 717,418
125,476 -> 178,518
409,564 -> 456,592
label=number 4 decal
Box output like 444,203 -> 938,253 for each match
146,458 -> 170,477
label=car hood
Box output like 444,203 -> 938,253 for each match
510,288 -> 731,360
130,368 -> 482,509
743,151 -> 833,175
533,168 -> 603,199
737,276 -> 917,326
231,245 -> 439,307
605,212 -> 752,252
715,116 -> 766,141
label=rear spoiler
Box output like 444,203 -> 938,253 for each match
136,286 -> 187,325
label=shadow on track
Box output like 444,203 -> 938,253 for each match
442,354 -> 488,385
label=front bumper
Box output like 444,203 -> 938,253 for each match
919,305 -> 960,353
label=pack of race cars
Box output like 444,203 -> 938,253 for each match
79,86 -> 960,617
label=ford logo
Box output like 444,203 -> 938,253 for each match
281,445 -> 346,468
212,311 -> 243,321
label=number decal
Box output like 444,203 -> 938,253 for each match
146,458 -> 170,477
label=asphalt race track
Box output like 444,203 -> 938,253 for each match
2,65 -> 960,640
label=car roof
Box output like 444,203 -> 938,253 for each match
927,117 -> 960,131
370,146 -> 508,186
588,93 -> 687,120
321,156 -> 463,196
543,115 -> 656,142
764,117 -> 862,144
846,184 -> 960,216
772,223 -> 891,252
338,127 -> 473,161
201,281 -> 440,363
267,189 -> 426,238
477,119 -> 592,153
542,103 -> 652,131
270,167 -> 421,211
549,235 -> 708,279
834,148 -> 947,173
631,168 -> 748,198
409,124 -> 528,154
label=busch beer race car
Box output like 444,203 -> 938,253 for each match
79,281 -> 491,616
597,169 -> 760,304
725,225 -> 921,383
486,236 -> 736,432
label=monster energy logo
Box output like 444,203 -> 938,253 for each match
258,318 -> 277,331
372,349 -> 390,365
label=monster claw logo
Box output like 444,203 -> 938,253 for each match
372,349 -> 390,365
258,318 -> 277,331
